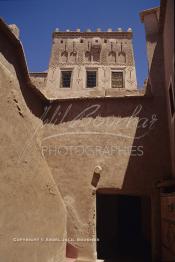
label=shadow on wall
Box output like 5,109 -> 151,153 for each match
0,20 -> 171,191
0,16 -> 172,262
40,35 -> 170,262
36,27 -> 171,191
41,95 -> 170,190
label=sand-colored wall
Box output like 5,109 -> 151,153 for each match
0,21 -> 67,262
0,1 -> 173,260
40,88 -> 171,261
37,16 -> 172,261
30,72 -> 47,92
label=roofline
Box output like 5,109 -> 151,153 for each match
48,92 -> 153,104
139,1 -> 169,33
140,7 -> 160,23
0,17 -> 48,102
0,17 -> 30,84
0,18 -> 153,105
52,31 -> 133,39
30,72 -> 48,77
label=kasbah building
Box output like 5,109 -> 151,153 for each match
0,0 -> 174,261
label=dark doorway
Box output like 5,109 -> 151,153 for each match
96,193 -> 152,262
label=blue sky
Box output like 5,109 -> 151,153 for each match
0,0 -> 160,87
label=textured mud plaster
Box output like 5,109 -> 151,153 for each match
45,31 -> 137,99
0,2 -> 174,260
41,87 -> 171,261
0,23 -> 67,262
41,111 -> 138,260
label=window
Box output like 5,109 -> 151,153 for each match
61,71 -> 72,88
169,83 -> 175,116
86,71 -> 97,88
111,71 -> 124,88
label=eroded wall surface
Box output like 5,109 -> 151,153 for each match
0,2 -> 173,261
40,91 -> 171,261
0,23 -> 67,262
35,19 -> 172,262
30,72 -> 47,93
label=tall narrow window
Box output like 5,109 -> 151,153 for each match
86,71 -> 96,88
111,71 -> 124,88
169,83 -> 175,116
61,71 -> 72,88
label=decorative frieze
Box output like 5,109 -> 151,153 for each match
46,30 -> 137,97
55,37 -> 130,65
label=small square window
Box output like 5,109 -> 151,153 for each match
60,40 -> 63,44
104,39 -> 107,43
80,39 -> 84,43
111,71 -> 124,88
61,71 -> 72,88
86,71 -> 96,88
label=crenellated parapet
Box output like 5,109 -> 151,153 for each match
51,30 -> 134,66
45,28 -> 138,99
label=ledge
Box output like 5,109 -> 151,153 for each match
30,72 -> 48,77
140,7 -> 160,23
48,90 -> 153,103
52,31 -> 133,39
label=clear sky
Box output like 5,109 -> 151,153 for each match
0,0 -> 160,87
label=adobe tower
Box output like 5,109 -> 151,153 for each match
44,28 -> 137,99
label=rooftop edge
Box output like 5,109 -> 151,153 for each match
140,7 -> 160,22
